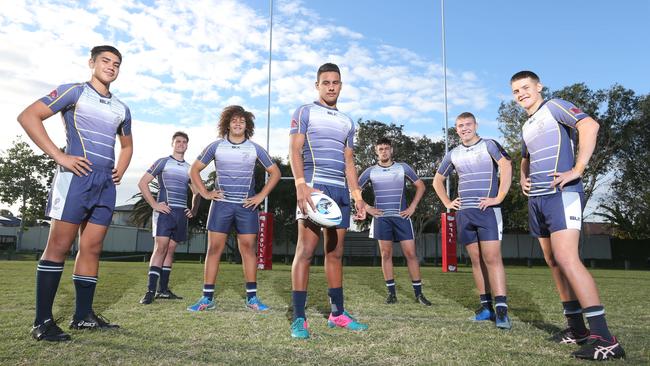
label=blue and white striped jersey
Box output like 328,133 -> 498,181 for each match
521,98 -> 587,196
147,156 -> 191,208
358,162 -> 420,217
290,102 -> 355,188
197,138 -> 274,204
437,138 -> 510,210
40,82 -> 131,169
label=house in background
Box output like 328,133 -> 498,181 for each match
111,204 -> 136,227
0,215 -> 21,227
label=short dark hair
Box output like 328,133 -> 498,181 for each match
375,137 -> 392,146
510,70 -> 539,84
317,63 -> 341,82
218,105 -> 255,138
172,131 -> 188,142
91,45 -> 122,63
456,112 -> 476,122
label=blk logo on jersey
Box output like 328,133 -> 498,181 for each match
569,216 -> 580,221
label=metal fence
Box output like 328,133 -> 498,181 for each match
0,225 -> 612,260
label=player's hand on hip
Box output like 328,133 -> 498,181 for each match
243,193 -> 264,209
366,205 -> 383,217
296,183 -> 319,214
520,177 -> 531,196
184,208 -> 194,218
154,202 -> 171,214
445,198 -> 461,211
204,190 -> 224,200
56,154 -> 92,177
549,169 -> 580,189
478,197 -> 499,210
400,206 -> 415,218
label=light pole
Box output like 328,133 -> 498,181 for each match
441,0 -> 450,201
263,0 -> 274,213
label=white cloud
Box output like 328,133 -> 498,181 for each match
0,0 -> 495,208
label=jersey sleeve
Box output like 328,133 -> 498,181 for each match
547,98 -> 590,129
401,163 -> 420,183
254,142 -> 275,169
436,152 -> 454,177
146,157 -> 166,176
290,105 -> 310,135
118,105 -> 132,136
197,141 -> 219,165
358,167 -> 372,188
345,117 -> 355,149
486,139 -> 511,162
39,83 -> 84,114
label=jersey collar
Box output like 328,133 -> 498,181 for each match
461,137 -> 482,148
314,101 -> 338,111
85,81 -> 112,98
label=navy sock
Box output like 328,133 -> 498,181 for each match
292,291 -> 307,320
480,293 -> 493,311
159,266 -> 171,292
584,305 -> 613,341
495,295 -> 508,316
35,260 -> 64,325
562,300 -> 588,336
412,280 -> 422,297
73,274 -> 97,320
385,279 -> 396,295
328,287 -> 344,316
147,266 -> 162,292
245,282 -> 257,300
203,284 -> 215,301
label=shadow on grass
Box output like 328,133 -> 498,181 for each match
429,270 -> 561,335
508,285 -> 561,335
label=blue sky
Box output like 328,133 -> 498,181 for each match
1,0 -> 648,208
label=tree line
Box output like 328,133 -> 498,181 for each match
1,83 -> 649,240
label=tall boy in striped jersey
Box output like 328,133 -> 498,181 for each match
187,105 -> 280,312
358,137 -> 431,306
433,112 -> 512,330
18,45 -> 133,341
511,71 -> 624,360
138,131 -> 200,305
289,63 -> 368,339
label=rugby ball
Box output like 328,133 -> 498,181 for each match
306,192 -> 342,228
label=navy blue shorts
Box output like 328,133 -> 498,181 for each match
152,207 -> 188,242
369,216 -> 414,242
295,183 -> 351,229
45,165 -> 115,226
207,201 -> 259,234
456,207 -> 503,246
528,191 -> 584,238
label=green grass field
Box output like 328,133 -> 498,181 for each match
0,260 -> 648,365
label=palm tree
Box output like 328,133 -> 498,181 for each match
129,181 -> 159,229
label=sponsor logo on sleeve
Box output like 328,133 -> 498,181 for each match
291,119 -> 298,128
48,89 -> 58,99
570,107 -> 583,115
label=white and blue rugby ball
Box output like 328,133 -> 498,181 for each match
306,192 -> 342,228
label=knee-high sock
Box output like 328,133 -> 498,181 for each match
35,260 -> 64,325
